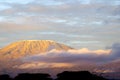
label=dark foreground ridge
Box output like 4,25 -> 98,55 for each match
55,71 -> 107,80
0,71 -> 108,80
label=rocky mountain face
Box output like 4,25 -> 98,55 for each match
0,40 -> 73,59
0,40 -> 73,74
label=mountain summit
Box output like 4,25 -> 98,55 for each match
0,40 -> 73,58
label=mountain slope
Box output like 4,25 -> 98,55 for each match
0,40 -> 73,58
93,59 -> 120,79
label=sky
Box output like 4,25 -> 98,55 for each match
0,0 -> 120,50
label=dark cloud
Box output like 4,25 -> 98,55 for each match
109,43 -> 120,59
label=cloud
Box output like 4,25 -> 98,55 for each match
13,62 -> 73,69
0,0 -> 120,50
22,48 -> 111,63
12,43 -> 120,69
109,43 -> 120,59
14,48 -> 109,69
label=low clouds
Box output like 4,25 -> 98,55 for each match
15,43 -> 120,69
22,49 -> 110,64
13,62 -> 73,69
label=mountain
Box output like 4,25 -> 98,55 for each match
94,59 -> 120,73
0,40 -> 73,59
94,59 -> 120,79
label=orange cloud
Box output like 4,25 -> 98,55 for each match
13,62 -> 73,69
68,48 -> 111,55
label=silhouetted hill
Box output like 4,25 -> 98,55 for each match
0,71 -> 108,80
55,71 -> 107,80
14,73 -> 52,80
0,74 -> 12,80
